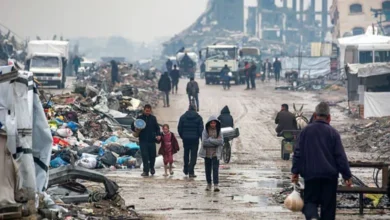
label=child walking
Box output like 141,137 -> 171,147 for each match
199,116 -> 224,192
158,124 -> 180,176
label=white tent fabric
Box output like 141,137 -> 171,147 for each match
281,57 -> 330,77
348,62 -> 390,77
337,34 -> 390,69
364,92 -> 390,118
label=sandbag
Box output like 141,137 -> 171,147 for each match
284,185 -> 304,212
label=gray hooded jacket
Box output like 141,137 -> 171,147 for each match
199,115 -> 224,160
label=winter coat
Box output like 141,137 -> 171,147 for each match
186,81 -> 199,96
275,110 -> 298,134
178,110 -> 203,142
158,73 -> 171,92
131,114 -> 160,143
220,66 -> 231,81
292,120 -> 352,181
166,60 -> 173,70
218,106 -> 234,128
250,64 -> 257,76
158,132 -> 180,155
199,115 -> 224,160
263,62 -> 271,73
170,69 -> 180,82
244,63 -> 251,77
273,60 -> 282,72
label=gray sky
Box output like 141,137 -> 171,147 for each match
0,0 -> 330,43
0,0 -> 208,42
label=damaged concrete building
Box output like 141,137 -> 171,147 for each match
162,0 -> 332,58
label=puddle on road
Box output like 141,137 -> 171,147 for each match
242,179 -> 290,189
231,195 -> 269,206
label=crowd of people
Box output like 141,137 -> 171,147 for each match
156,59 -> 352,220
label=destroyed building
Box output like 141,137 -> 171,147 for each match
162,0 -> 332,58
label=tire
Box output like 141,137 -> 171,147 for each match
223,141 -> 231,163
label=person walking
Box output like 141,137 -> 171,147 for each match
186,77 -> 200,112
273,57 -> 282,83
158,124 -> 179,176
244,62 -> 251,90
158,72 -> 172,107
166,59 -> 173,72
275,104 -> 297,135
262,59 -> 272,83
110,60 -> 120,85
131,104 -> 161,177
170,65 -> 180,94
250,61 -> 257,90
218,105 -> 234,128
220,64 -> 231,90
291,102 -> 352,220
73,56 -> 81,76
178,105 -> 204,178
199,116 -> 224,192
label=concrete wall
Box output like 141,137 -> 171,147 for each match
331,0 -> 386,39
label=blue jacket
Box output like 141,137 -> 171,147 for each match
178,110 -> 203,143
292,120 -> 352,180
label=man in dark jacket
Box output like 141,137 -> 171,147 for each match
275,104 -> 297,135
166,59 -> 173,72
218,106 -> 234,128
110,60 -> 120,85
73,56 -> 81,76
292,102 -> 352,220
250,61 -> 257,90
131,104 -> 161,176
273,57 -> 282,83
158,72 -> 172,107
186,77 -> 200,111
244,62 -> 251,90
178,105 -> 204,177
170,65 -> 180,94
220,65 -> 231,89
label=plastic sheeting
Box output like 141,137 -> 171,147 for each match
364,92 -> 390,118
348,62 -> 390,77
0,136 -> 19,205
32,90 -> 53,192
281,57 -> 330,78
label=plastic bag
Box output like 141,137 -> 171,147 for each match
50,157 -> 69,168
99,151 -> 117,166
57,128 -> 73,138
76,158 -> 97,169
124,142 -> 140,150
284,185 -> 304,212
103,136 -> 119,146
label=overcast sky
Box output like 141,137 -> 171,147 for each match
0,0 -> 209,42
0,0 -> 329,43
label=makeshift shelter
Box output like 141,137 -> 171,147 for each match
338,33 -> 390,69
347,63 -> 390,118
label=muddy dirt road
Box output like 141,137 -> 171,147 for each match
105,79 -> 387,220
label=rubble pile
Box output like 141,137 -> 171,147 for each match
43,64 -> 161,172
346,118 -> 390,157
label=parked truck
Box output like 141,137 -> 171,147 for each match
26,40 -> 69,89
200,45 -> 240,85
176,52 -> 197,78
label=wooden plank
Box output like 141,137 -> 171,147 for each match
337,186 -> 387,194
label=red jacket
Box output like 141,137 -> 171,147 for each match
158,132 -> 180,155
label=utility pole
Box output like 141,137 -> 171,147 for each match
321,0 -> 328,41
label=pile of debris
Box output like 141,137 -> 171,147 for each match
43,64 -> 161,171
346,118 -> 390,158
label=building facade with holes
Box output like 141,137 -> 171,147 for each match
330,0 -> 390,40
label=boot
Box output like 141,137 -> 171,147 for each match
214,185 -> 220,192
205,184 -> 212,191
